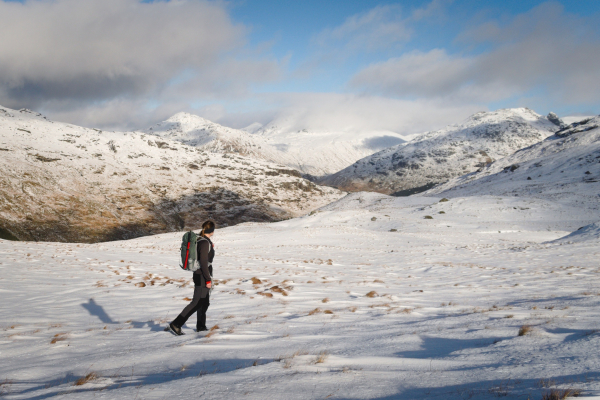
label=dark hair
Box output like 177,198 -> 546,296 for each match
200,220 -> 215,237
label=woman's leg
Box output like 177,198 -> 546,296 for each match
196,294 -> 210,331
172,286 -> 202,328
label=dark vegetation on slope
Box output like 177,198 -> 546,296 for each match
0,188 -> 287,243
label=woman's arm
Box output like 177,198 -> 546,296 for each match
199,240 -> 212,285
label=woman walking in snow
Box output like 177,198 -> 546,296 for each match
169,220 -> 215,335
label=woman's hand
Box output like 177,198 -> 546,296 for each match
206,281 -> 212,289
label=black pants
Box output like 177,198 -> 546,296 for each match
172,287 -> 210,330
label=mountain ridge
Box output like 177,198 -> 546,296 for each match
319,108 -> 559,195
0,105 -> 343,242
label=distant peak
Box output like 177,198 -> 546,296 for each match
166,112 -> 212,124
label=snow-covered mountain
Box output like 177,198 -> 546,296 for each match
0,106 -> 343,242
426,115 -> 600,211
320,108 -> 559,195
146,113 -> 407,177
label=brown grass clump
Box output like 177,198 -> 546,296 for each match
204,325 -> 220,338
365,291 -> 378,298
308,308 -> 322,315
224,315 -> 234,319
135,282 -> 146,288
258,292 -> 273,298
50,333 -> 68,344
251,277 -> 262,284
541,388 -> 582,400
182,297 -> 192,301
373,279 -> 384,283
74,372 -> 98,386
314,350 -> 329,364
270,286 -> 288,295
324,310 -> 334,314
322,298 -> 330,303
518,325 -> 532,336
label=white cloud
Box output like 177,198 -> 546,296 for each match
349,2 -> 600,106
312,5 -> 411,56
254,92 -> 483,136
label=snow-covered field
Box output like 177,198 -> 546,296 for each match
2,192 -> 599,399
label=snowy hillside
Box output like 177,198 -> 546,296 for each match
426,115 -> 600,211
0,106 -> 343,242
147,113 -> 407,177
2,192 -> 600,399
320,108 -> 558,195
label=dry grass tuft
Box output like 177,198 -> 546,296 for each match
373,279 -> 384,283
505,314 -> 514,318
322,298 -> 330,303
135,282 -> 146,288
541,388 -> 582,400
251,277 -> 262,285
349,307 -> 357,312
182,297 -> 192,301
518,325 -> 532,336
74,372 -> 98,386
258,292 -> 273,298
51,333 -> 68,344
314,350 -> 329,364
365,291 -> 378,298
204,325 -> 220,338
324,310 -> 334,314
308,308 -> 322,315
224,315 -> 235,319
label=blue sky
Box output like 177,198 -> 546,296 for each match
0,0 -> 599,133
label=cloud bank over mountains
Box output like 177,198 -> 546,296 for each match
350,3 -> 600,105
0,0 -> 598,133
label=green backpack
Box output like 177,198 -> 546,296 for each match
180,231 -> 199,271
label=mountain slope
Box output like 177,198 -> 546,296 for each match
425,115 -> 600,211
0,106 -> 343,242
147,113 -> 406,177
320,108 -> 558,195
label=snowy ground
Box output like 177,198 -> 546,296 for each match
1,192 -> 600,399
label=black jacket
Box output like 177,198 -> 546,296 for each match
193,236 -> 214,296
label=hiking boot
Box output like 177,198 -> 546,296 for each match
196,326 -> 208,332
169,322 -> 184,336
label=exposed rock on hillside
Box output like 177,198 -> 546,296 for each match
0,107 -> 343,242
426,116 -> 600,210
320,108 -> 558,195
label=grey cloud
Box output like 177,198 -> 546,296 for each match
0,0 -> 281,118
349,2 -> 600,106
